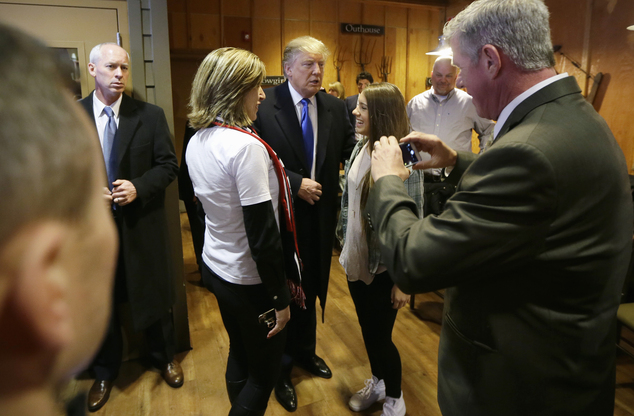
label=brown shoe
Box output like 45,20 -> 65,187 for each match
161,360 -> 184,388
87,379 -> 113,412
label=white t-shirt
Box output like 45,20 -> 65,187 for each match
186,125 -> 280,285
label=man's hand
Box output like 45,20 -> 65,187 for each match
401,131 -> 457,171
267,306 -> 291,339
298,178 -> 322,205
391,284 -> 409,310
112,179 -> 137,206
370,136 -> 411,182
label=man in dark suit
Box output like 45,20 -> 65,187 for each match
366,0 -> 633,415
79,43 -> 182,412
253,36 -> 355,412
344,71 -> 373,130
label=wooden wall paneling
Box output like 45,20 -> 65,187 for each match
408,7 -> 431,29
223,16 -> 253,49
285,0 -> 310,20
169,11 -> 188,49
386,5 -> 408,28
253,0 -> 280,19
406,27 -> 430,102
167,0 -> 186,12
312,21 -> 339,87
310,0 -> 337,23
170,57 -> 203,152
588,0 -> 634,172
362,3 -> 385,26
188,0 -> 219,14
546,0 -> 588,96
385,26 -> 407,93
253,18 -> 283,75
284,19 -> 311,46
189,13 -> 220,50
362,4 -> 385,83
339,0 -> 362,95
221,0 -> 250,16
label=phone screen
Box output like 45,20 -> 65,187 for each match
399,142 -> 419,167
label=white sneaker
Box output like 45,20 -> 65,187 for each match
381,391 -> 406,416
348,376 -> 386,411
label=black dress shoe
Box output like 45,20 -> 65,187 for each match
87,379 -> 113,412
296,354 -> 332,379
275,376 -> 297,412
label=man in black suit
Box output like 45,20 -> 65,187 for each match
344,71 -> 373,130
253,36 -> 355,412
366,0 -> 633,415
79,43 -> 182,412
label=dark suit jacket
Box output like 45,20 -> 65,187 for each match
344,94 -> 358,129
80,92 -> 179,332
366,77 -> 633,415
253,81 -> 355,309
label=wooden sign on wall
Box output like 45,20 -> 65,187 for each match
340,23 -> 384,35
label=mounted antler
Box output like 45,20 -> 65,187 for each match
333,45 -> 348,82
376,56 -> 392,83
354,38 -> 376,72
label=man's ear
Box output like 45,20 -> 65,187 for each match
87,62 -> 96,78
0,223 -> 74,360
481,44 -> 502,79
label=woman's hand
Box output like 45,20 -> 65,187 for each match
267,306 -> 291,339
391,284 -> 409,310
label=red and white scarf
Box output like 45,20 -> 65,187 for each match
213,122 -> 306,308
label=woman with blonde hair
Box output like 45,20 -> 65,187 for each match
186,47 -> 303,416
328,81 -> 345,99
337,82 -> 424,416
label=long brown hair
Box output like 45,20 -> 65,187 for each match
358,83 -> 410,232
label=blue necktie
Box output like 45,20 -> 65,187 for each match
102,106 -> 118,190
301,98 -> 314,173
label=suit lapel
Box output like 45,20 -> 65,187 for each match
496,76 -> 581,140
117,94 -> 140,165
315,92 -> 332,179
274,82 -> 310,171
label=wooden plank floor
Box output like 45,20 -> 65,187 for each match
60,213 -> 634,415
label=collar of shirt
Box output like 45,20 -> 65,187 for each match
92,92 -> 123,122
288,82 -> 316,115
430,88 -> 455,104
93,93 -> 123,148
493,73 -> 568,140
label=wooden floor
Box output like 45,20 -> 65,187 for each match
61,213 -> 634,415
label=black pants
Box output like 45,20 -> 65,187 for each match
91,307 -> 176,381
348,271 -> 402,398
202,264 -> 286,415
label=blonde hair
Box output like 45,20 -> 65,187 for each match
328,81 -> 345,99
188,47 -> 265,129
282,36 -> 330,77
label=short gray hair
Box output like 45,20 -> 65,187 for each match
282,36 -> 330,77
89,42 -> 130,64
444,0 -> 555,71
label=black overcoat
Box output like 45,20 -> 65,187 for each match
253,82 -> 355,311
80,92 -> 179,332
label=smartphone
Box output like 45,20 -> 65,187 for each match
258,308 -> 276,329
399,142 -> 420,167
